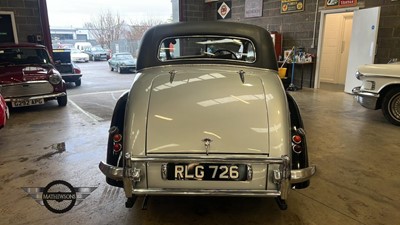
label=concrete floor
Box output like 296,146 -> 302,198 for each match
0,83 -> 399,225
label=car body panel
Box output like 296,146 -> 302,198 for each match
0,93 -> 8,129
144,66 -> 287,155
357,63 -> 400,78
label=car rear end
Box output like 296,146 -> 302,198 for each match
100,65 -> 312,201
53,49 -> 82,85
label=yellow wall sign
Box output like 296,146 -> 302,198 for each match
281,0 -> 304,14
325,0 -> 357,8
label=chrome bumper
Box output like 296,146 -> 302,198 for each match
99,161 -> 123,181
99,156 -> 316,197
99,161 -> 315,184
291,166 -> 316,183
62,73 -> 82,82
352,86 -> 379,110
4,92 -> 67,102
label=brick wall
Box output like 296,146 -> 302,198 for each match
371,1 -> 400,63
197,0 -> 400,64
0,0 -> 42,43
179,0 -> 205,22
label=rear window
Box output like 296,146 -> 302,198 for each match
158,35 -> 256,63
0,47 -> 51,65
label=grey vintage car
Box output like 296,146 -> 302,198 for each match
99,22 -> 316,210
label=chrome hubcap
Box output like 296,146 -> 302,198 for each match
389,93 -> 400,122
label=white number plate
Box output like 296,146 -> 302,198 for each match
166,163 -> 248,181
11,98 -> 44,107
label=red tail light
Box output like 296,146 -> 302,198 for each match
73,67 -> 81,74
113,134 -> 122,142
113,143 -> 122,152
112,130 -> 122,153
292,135 -> 302,144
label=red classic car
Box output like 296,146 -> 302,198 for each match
0,93 -> 8,129
0,43 -> 67,107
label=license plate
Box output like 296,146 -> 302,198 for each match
11,98 -> 44,107
166,163 -> 248,181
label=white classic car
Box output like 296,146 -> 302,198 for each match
352,60 -> 400,126
99,22 -> 316,210
71,48 -> 89,63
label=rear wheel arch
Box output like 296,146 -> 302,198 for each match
377,84 -> 400,110
106,91 -> 129,187
286,93 -> 310,189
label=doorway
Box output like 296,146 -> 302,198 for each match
319,12 -> 353,86
315,7 -> 381,92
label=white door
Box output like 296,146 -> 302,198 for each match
319,14 -> 343,83
344,7 -> 381,93
338,13 -> 353,84
319,12 -> 353,84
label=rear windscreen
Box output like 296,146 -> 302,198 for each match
0,47 -> 51,65
158,36 -> 256,63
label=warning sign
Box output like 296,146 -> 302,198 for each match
217,1 -> 232,20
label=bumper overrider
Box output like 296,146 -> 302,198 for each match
352,86 -> 379,109
99,155 -> 316,199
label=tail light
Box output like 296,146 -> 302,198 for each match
292,135 -> 302,144
113,134 -> 122,142
73,67 -> 81,74
292,144 -> 303,154
113,143 -> 122,153
110,126 -> 123,154
291,127 -> 305,154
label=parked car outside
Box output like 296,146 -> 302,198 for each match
0,43 -> 67,107
352,60 -> 400,126
104,48 -> 112,60
74,42 -> 92,51
108,52 -> 136,73
53,48 -> 83,86
71,48 -> 89,63
0,93 -> 9,129
99,22 -> 316,210
84,46 -> 108,61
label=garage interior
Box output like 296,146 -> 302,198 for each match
1,0 -> 400,224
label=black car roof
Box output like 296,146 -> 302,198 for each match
136,21 -> 278,71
